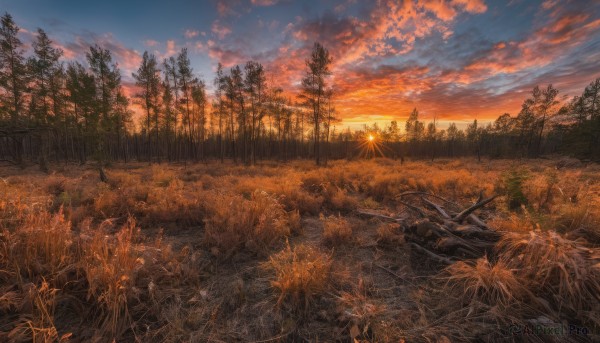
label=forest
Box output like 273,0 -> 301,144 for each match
1,9 -> 600,343
1,12 -> 600,168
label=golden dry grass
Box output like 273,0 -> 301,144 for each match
321,214 -> 353,246
0,157 -> 599,341
262,242 -> 333,313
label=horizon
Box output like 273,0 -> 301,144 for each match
3,2 -> 600,340
1,0 -> 600,128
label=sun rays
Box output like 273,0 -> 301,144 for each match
358,132 -> 386,158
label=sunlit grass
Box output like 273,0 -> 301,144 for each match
0,158 -> 599,341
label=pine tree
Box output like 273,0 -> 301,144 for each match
86,45 -> 122,162
299,42 -> 332,165
28,28 -> 63,123
244,60 -> 266,165
0,13 -> 27,124
176,48 -> 196,159
133,51 -> 161,161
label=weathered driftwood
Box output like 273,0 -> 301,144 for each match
359,191 -> 501,265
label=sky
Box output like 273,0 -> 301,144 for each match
2,0 -> 600,129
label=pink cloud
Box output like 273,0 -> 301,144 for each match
59,33 -> 141,75
144,39 -> 159,47
251,0 -> 278,6
165,39 -> 177,57
208,44 -> 247,67
453,0 -> 487,14
461,10 -> 600,80
216,0 -> 241,17
211,20 -> 232,39
184,29 -> 199,39
282,0 -> 489,70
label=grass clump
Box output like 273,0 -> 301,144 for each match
441,257 -> 533,309
335,279 -> 387,341
496,230 -> 600,318
203,190 -> 291,258
263,243 -> 332,313
321,215 -> 353,246
376,222 -> 404,245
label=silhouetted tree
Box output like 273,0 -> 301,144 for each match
300,42 -> 332,165
133,51 -> 161,162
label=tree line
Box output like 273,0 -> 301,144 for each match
348,80 -> 599,162
1,12 -> 599,169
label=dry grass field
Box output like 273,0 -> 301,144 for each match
1,158 -> 599,342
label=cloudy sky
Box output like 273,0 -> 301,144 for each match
2,0 -> 600,127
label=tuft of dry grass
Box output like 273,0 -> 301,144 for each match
441,257 -> 533,309
321,215 -> 353,247
488,211 -> 536,233
139,180 -> 203,226
335,278 -> 387,341
82,217 -> 143,337
12,209 -> 73,281
376,222 -> 404,245
287,209 -> 302,235
325,187 -> 358,212
496,230 -> 600,318
203,190 -> 291,258
44,175 -> 67,196
263,243 -> 332,313
0,204 -> 201,342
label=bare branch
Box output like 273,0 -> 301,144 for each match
453,195 -> 498,223
409,243 -> 455,265
421,197 -> 451,219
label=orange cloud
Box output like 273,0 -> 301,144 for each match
461,11 -> 600,81
207,43 -> 247,67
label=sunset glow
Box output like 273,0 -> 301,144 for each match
2,1 -> 600,340
2,0 -> 600,126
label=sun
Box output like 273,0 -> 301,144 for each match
358,132 -> 387,158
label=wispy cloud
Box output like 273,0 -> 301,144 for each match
251,0 -> 279,6
211,20 -> 232,39
184,29 -> 200,39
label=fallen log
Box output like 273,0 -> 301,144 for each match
452,195 -> 498,223
435,237 -> 481,258
466,214 -> 489,228
397,200 -> 426,218
451,225 -> 501,241
421,197 -> 451,219
357,190 -> 502,265
409,243 -> 455,265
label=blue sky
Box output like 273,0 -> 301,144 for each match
2,0 -> 600,127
